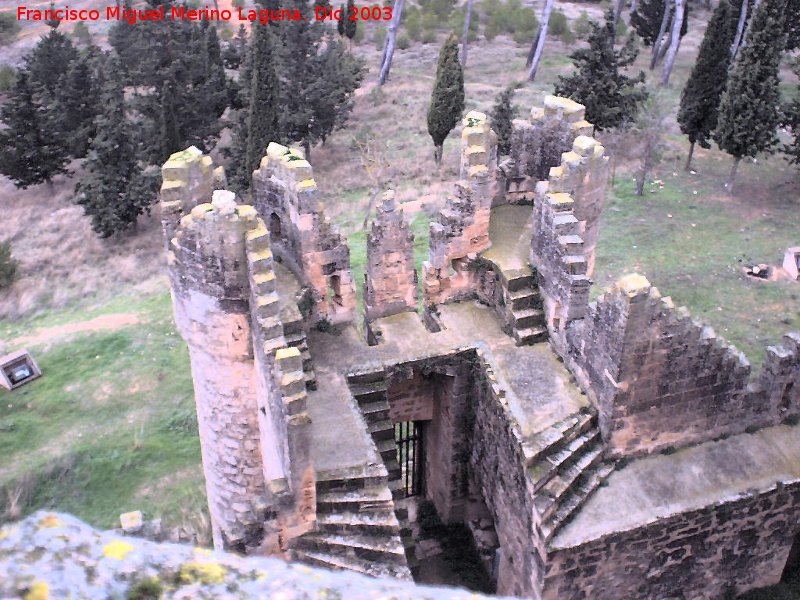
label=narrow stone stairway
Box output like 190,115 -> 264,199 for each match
525,411 -> 615,545
498,267 -> 547,346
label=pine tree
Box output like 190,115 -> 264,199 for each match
345,0 -> 357,40
25,29 -> 78,98
783,61 -> 800,165
786,0 -> 800,50
159,80 -> 181,162
427,34 -> 464,165
0,71 -> 70,188
554,10 -> 647,130
677,0 -> 735,170
75,74 -> 158,238
491,86 -> 516,156
54,57 -> 100,158
630,0 -> 667,46
713,0 -> 787,192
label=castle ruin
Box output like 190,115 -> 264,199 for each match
159,95 -> 800,599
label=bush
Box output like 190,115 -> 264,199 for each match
421,29 -> 438,44
0,13 -> 20,46
353,20 -> 366,43
549,9 -> 569,36
573,11 -> 593,39
512,7 -> 538,44
419,0 -> 456,20
397,33 -> 411,50
482,0 -> 537,44
405,8 -> 423,41
374,26 -> 387,50
448,5 -> 480,42
615,18 -> 628,39
0,241 -> 19,290
72,21 -> 92,45
0,65 -> 16,93
560,26 -> 576,44
219,27 -> 234,41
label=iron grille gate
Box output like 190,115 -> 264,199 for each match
395,421 -> 424,497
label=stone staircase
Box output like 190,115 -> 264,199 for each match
498,267 -> 547,346
525,412 -> 615,545
291,468 -> 412,580
346,373 -> 418,570
280,308 -> 317,390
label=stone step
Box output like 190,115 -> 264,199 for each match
499,267 -> 535,292
525,412 -> 594,467
514,325 -> 548,346
316,510 -> 400,537
530,429 -> 601,491
388,478 -> 406,501
534,442 -> 605,521
316,487 -> 394,514
376,438 -> 398,463
315,471 -> 387,496
368,419 -> 395,442
292,549 -> 413,581
541,462 -> 615,544
360,400 -> 391,424
506,286 -> 540,310
293,532 -> 407,565
349,380 -> 388,404
512,307 -> 545,329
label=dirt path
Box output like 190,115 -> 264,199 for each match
6,313 -> 140,349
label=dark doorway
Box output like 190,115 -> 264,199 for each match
782,532 -> 800,584
396,421 -> 424,497
269,213 -> 282,240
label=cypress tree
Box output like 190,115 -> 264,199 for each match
491,85 -> 516,156
159,80 -> 182,161
427,33 -> 464,165
713,0 -> 787,192
554,10 -> 647,130
786,0 -> 800,50
630,0 -> 665,46
337,3 -> 346,36
75,73 -> 157,237
345,0 -> 357,41
0,71 -> 70,188
54,57 -> 101,158
676,0 -> 735,171
781,60 -> 800,166
233,22 -> 280,189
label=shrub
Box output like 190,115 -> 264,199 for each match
421,29 -> 437,44
574,11 -> 593,39
373,26 -> 387,50
405,8 -> 423,41
560,26 -> 576,44
615,18 -> 628,38
0,13 -> 20,46
0,241 -> 18,290
219,27 -> 234,41
549,9 -> 569,36
353,20 -> 366,43
0,65 -> 16,92
72,21 -> 92,45
397,33 -> 411,50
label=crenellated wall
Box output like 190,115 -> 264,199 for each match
561,274 -> 799,458
503,96 -> 593,202
423,111 -> 497,307
364,191 -> 418,329
251,143 -> 356,325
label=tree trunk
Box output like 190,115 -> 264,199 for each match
614,0 -> 626,27
378,0 -> 405,85
527,0 -> 554,81
659,0 -> 684,86
434,144 -> 443,166
460,0 -> 475,68
685,140 -> 695,171
738,0 -> 762,53
730,0 -> 748,60
303,138 -> 311,160
650,1 -> 673,69
726,156 -> 741,193
630,0 -> 638,13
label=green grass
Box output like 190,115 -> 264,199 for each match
594,157 -> 800,366
0,292 -> 205,539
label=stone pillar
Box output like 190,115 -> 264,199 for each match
364,191 -> 418,325
166,190 -> 271,552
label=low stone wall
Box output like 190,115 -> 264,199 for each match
543,480 -> 800,600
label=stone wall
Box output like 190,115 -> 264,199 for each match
423,111 -> 497,306
165,189 -> 271,552
543,480 -> 800,600
364,191 -> 418,327
251,143 -> 356,324
503,96 -> 592,202
563,274 -> 800,458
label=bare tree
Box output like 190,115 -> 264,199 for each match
650,0 -> 673,69
730,0 -> 749,60
614,0 -> 627,26
378,0 -> 406,85
659,0 -> 684,86
633,90 -> 670,196
353,135 -> 392,228
460,0 -> 475,67
527,0 -> 555,81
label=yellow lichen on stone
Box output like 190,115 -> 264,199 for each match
276,347 -> 301,361
618,273 -> 651,296
179,560 -> 227,584
25,581 -> 49,600
38,515 -> 63,529
296,179 -> 317,191
547,193 -> 574,206
237,205 -> 258,221
194,547 -> 213,556
103,540 -> 135,560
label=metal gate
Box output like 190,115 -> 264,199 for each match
395,421 -> 424,497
